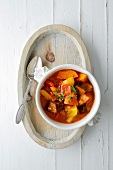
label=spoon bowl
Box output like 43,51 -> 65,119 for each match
16,56 -> 40,124
27,56 -> 38,79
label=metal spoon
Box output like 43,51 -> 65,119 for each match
16,56 -> 42,124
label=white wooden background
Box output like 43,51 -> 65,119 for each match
0,0 -> 113,170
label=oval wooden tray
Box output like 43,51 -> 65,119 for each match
18,25 -> 91,149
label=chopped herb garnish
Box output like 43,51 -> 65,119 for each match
66,111 -> 69,115
71,86 -> 76,93
59,95 -> 64,100
53,90 -> 58,96
69,93 -> 73,100
61,91 -> 64,96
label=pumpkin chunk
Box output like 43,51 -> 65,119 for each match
76,73 -> 87,82
50,87 -> 57,92
57,70 -> 78,79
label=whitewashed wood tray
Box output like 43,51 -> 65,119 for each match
18,25 -> 91,149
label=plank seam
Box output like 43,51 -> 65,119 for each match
25,0 -> 27,34
53,1 -> 56,169
80,0 -> 82,35
106,0 -> 110,168
80,1 -> 82,170
55,150 -> 57,170
81,135 -> 83,170
53,0 -> 55,24
108,124 -> 110,170
105,0 -> 108,94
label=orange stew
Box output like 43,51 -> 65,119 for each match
40,69 -> 94,124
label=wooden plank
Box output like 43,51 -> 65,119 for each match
53,0 -> 80,33
80,1 -> 108,170
25,0 -> 53,35
53,1 -> 82,170
55,140 -> 81,170
0,0 -> 56,170
108,0 -> 113,169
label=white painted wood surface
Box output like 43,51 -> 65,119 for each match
0,0 -> 112,169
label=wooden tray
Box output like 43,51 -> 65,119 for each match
18,25 -> 91,149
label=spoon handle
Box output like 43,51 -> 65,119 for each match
16,80 -> 32,124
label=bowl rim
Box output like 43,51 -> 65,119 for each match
36,64 -> 101,130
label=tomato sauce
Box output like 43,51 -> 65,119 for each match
40,69 -> 94,124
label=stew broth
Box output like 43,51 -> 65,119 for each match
40,69 -> 94,124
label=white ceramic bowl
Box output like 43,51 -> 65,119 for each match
35,64 -> 101,130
